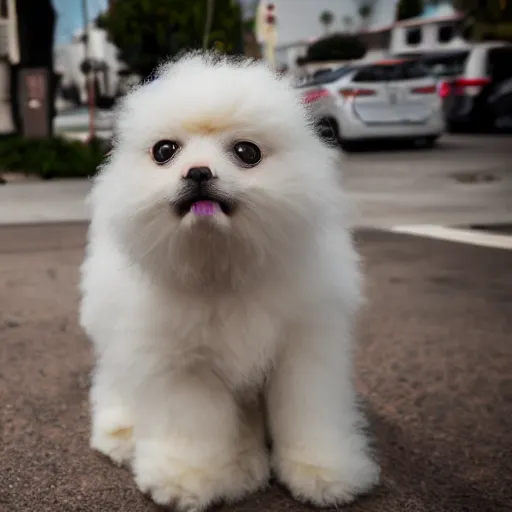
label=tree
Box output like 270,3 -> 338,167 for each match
319,10 -> 335,34
453,0 -> 512,21
304,33 -> 367,63
97,0 -> 243,79
453,0 -> 512,40
397,0 -> 424,21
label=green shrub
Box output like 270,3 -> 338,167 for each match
0,136 -> 109,180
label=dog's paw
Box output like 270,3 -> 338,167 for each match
235,445 -> 271,495
273,451 -> 379,507
133,441 -> 269,511
90,407 -> 134,466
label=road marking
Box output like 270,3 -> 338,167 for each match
390,225 -> 512,250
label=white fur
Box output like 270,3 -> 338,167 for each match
79,51 -> 379,511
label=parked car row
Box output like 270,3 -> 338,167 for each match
297,42 -> 512,150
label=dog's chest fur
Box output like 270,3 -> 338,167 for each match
153,291 -> 286,393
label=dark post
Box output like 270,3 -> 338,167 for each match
11,0 -> 56,138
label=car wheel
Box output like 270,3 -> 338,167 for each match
339,139 -> 357,152
447,121 -> 458,133
315,117 -> 340,147
447,121 -> 468,133
424,135 -> 439,148
413,136 -> 438,149
480,111 -> 496,133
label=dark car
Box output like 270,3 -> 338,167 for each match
417,43 -> 512,132
487,77 -> 512,130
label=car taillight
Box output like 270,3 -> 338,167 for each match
303,88 -> 330,103
339,88 -> 376,98
453,77 -> 491,96
438,81 -> 451,98
437,78 -> 491,98
454,77 -> 491,87
411,85 -> 437,95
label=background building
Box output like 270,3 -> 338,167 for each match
53,0 -> 134,111
255,0 -> 399,70
360,2 -> 467,57
54,23 -> 133,110
0,0 -> 20,134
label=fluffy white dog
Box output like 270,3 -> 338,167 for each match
79,51 -> 379,511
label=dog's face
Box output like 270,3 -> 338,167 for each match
92,53 -> 341,290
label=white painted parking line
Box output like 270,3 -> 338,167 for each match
390,225 -> 512,250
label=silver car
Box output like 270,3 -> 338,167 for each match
297,59 -> 445,150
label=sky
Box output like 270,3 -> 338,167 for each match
52,0 -> 108,44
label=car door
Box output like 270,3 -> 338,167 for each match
485,46 -> 512,125
350,64 -> 401,124
419,50 -> 471,119
387,60 -> 438,124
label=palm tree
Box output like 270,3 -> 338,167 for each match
359,1 -> 373,31
319,10 -> 335,34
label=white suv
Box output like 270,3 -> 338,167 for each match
298,59 -> 445,150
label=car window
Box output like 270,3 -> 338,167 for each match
352,61 -> 430,83
394,61 -> 431,80
487,48 -> 512,82
420,51 -> 470,78
438,25 -> 454,44
353,65 -> 393,83
406,27 -> 422,46
295,66 -> 355,88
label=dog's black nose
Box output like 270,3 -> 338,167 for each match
186,166 -> 213,183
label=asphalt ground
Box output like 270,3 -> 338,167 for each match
1,224 -> 511,512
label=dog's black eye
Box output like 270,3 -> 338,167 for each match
151,140 -> 180,165
233,141 -> 262,167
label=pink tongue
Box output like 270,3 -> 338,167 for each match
191,200 -> 219,216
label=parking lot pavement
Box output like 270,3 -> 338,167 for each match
343,133 -> 512,228
1,224 -> 511,512
1,134 -> 511,229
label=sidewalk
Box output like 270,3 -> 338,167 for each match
0,179 -> 91,224
1,225 -> 511,511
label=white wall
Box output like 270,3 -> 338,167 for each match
258,0 -> 398,47
390,21 -> 470,56
0,60 -> 14,134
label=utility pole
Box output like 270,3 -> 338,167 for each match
81,0 -> 95,141
261,3 -> 277,70
203,0 -> 215,49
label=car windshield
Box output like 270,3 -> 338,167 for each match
419,51 -> 470,78
296,66 -> 355,88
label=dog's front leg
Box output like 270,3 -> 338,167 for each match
90,355 -> 135,466
132,368 -> 268,511
267,323 -> 380,507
